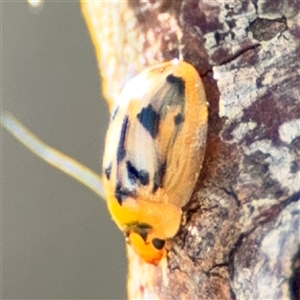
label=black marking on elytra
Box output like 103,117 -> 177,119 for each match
126,222 -> 153,230
117,116 -> 129,163
153,161 -> 167,193
104,162 -> 112,180
134,224 -> 152,242
152,238 -> 166,250
115,183 -> 135,205
126,161 -> 150,186
137,104 -> 160,138
111,106 -> 119,120
115,183 -> 127,205
166,74 -> 185,95
138,230 -> 148,242
174,113 -> 184,125
125,222 -> 153,242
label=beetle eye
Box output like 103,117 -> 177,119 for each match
152,238 -> 165,250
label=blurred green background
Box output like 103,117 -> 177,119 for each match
2,1 -> 127,298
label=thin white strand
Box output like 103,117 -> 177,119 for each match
1,112 -> 106,201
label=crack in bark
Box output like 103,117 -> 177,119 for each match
201,69 -> 213,78
250,0 -> 258,14
211,262 -> 230,269
289,245 -> 300,300
284,190 -> 300,206
220,186 -> 241,207
218,43 -> 261,66
208,262 -> 230,278
229,285 -> 237,300
254,190 -> 300,227
228,233 -> 247,280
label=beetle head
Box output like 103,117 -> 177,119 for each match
127,231 -> 166,265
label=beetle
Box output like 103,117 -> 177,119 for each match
102,60 -> 208,264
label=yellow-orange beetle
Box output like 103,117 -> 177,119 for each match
102,60 -> 208,265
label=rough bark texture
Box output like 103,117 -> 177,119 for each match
81,1 -> 300,299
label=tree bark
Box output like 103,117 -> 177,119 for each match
81,1 -> 300,299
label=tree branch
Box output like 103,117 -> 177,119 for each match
81,1 -> 300,298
